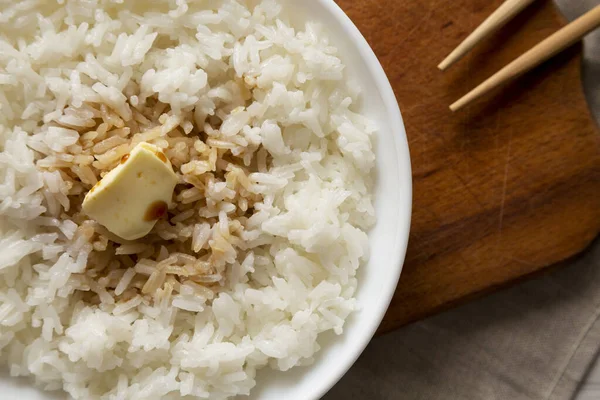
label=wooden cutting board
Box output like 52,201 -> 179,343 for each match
335,0 -> 600,333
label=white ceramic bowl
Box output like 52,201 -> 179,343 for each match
0,1 -> 412,399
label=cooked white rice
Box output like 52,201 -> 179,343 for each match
0,0 -> 376,398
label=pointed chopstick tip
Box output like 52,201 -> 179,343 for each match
438,59 -> 450,71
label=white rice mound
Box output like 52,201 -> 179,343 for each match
0,0 -> 376,398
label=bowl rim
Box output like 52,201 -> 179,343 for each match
307,0 -> 413,398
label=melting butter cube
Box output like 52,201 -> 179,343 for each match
82,142 -> 178,240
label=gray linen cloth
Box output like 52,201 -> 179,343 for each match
325,1 -> 600,399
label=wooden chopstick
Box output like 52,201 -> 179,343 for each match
438,0 -> 538,71
450,5 -> 600,112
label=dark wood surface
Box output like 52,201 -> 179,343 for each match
335,0 -> 600,333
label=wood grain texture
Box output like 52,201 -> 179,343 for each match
334,0 -> 600,333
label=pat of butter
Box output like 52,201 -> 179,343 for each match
82,142 -> 178,240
